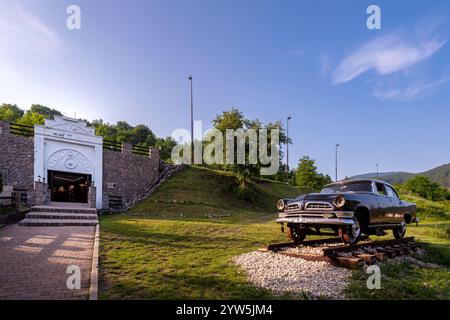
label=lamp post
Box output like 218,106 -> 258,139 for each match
335,144 -> 340,182
188,75 -> 194,164
286,116 -> 291,181
376,163 -> 379,179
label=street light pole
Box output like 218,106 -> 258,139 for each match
188,75 -> 194,164
335,144 -> 340,182
286,116 -> 291,181
376,163 -> 379,179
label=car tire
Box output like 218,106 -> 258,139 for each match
339,216 -> 361,245
287,224 -> 307,244
393,222 -> 407,239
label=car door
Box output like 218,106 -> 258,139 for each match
374,182 -> 395,224
385,185 -> 404,223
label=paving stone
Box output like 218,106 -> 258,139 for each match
0,224 -> 95,300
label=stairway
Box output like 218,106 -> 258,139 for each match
19,203 -> 98,226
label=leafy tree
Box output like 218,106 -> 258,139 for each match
211,108 -> 287,197
17,112 -> 45,125
404,176 -> 448,201
156,137 -> 177,161
1,103 -> 176,162
29,104 -> 62,119
0,104 -> 24,122
212,108 -> 245,132
131,124 -> 157,146
294,156 -> 332,190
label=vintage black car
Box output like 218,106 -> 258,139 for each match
276,179 -> 417,244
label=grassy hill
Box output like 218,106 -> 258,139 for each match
129,166 -> 314,221
99,166 -> 450,300
351,163 -> 450,188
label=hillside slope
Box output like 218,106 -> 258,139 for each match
129,166 -> 313,220
351,163 -> 450,188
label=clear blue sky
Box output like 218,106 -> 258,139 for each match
1,0 -> 449,178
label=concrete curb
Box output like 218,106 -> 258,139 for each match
89,224 -> 100,300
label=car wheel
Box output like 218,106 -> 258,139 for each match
339,216 -> 361,245
287,224 -> 307,244
393,222 -> 407,239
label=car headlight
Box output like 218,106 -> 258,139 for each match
277,199 -> 287,211
333,195 -> 346,208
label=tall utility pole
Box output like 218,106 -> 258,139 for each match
188,75 -> 194,164
335,144 -> 340,182
286,116 -> 292,181
376,163 -> 379,179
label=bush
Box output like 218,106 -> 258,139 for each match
404,176 -> 447,201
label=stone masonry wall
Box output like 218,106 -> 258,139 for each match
102,143 -> 159,209
0,121 -> 34,190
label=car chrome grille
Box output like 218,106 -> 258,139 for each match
305,202 -> 333,211
285,204 -> 300,212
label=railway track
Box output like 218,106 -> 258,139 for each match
259,237 -> 420,269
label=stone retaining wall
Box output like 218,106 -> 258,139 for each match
0,121 -> 34,190
102,143 -> 160,209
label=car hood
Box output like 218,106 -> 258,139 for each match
291,193 -> 338,203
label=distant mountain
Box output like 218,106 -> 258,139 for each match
350,163 -> 450,188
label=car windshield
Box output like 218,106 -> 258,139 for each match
321,182 -> 372,193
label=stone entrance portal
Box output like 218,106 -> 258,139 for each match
34,116 -> 103,208
48,170 -> 91,203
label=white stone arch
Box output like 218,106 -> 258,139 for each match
47,148 -> 92,174
34,116 -> 103,208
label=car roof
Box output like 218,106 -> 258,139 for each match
324,179 -> 396,189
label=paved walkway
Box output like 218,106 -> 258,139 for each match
0,224 -> 95,300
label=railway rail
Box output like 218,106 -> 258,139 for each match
259,237 -> 420,269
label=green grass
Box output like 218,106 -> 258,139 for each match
345,222 -> 450,300
344,194 -> 450,299
129,166 -> 313,222
100,166 -> 450,300
401,194 -> 450,221
100,216 -> 295,299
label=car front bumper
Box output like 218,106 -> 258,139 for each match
276,211 -> 355,226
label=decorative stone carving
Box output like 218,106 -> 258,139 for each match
47,149 -> 92,173
45,116 -> 95,136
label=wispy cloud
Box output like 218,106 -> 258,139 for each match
0,2 -> 61,60
373,69 -> 450,101
332,33 -> 446,85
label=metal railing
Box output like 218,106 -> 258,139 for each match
103,139 -> 123,152
132,145 -> 149,156
10,122 -> 34,137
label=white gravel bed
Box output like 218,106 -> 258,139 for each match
233,251 -> 351,299
284,242 -> 343,255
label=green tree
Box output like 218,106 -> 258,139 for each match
156,137 -> 177,161
131,124 -> 157,146
211,108 -> 287,197
0,104 -> 24,122
294,156 -> 332,190
29,104 -> 62,119
212,108 -> 245,132
404,176 -> 447,201
17,112 -> 46,125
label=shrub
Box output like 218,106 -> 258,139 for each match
404,176 -> 447,201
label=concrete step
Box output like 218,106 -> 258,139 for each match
31,205 -> 97,214
26,212 -> 98,220
19,218 -> 99,227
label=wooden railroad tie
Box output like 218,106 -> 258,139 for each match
262,237 -> 418,269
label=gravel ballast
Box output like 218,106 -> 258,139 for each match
233,251 -> 351,299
